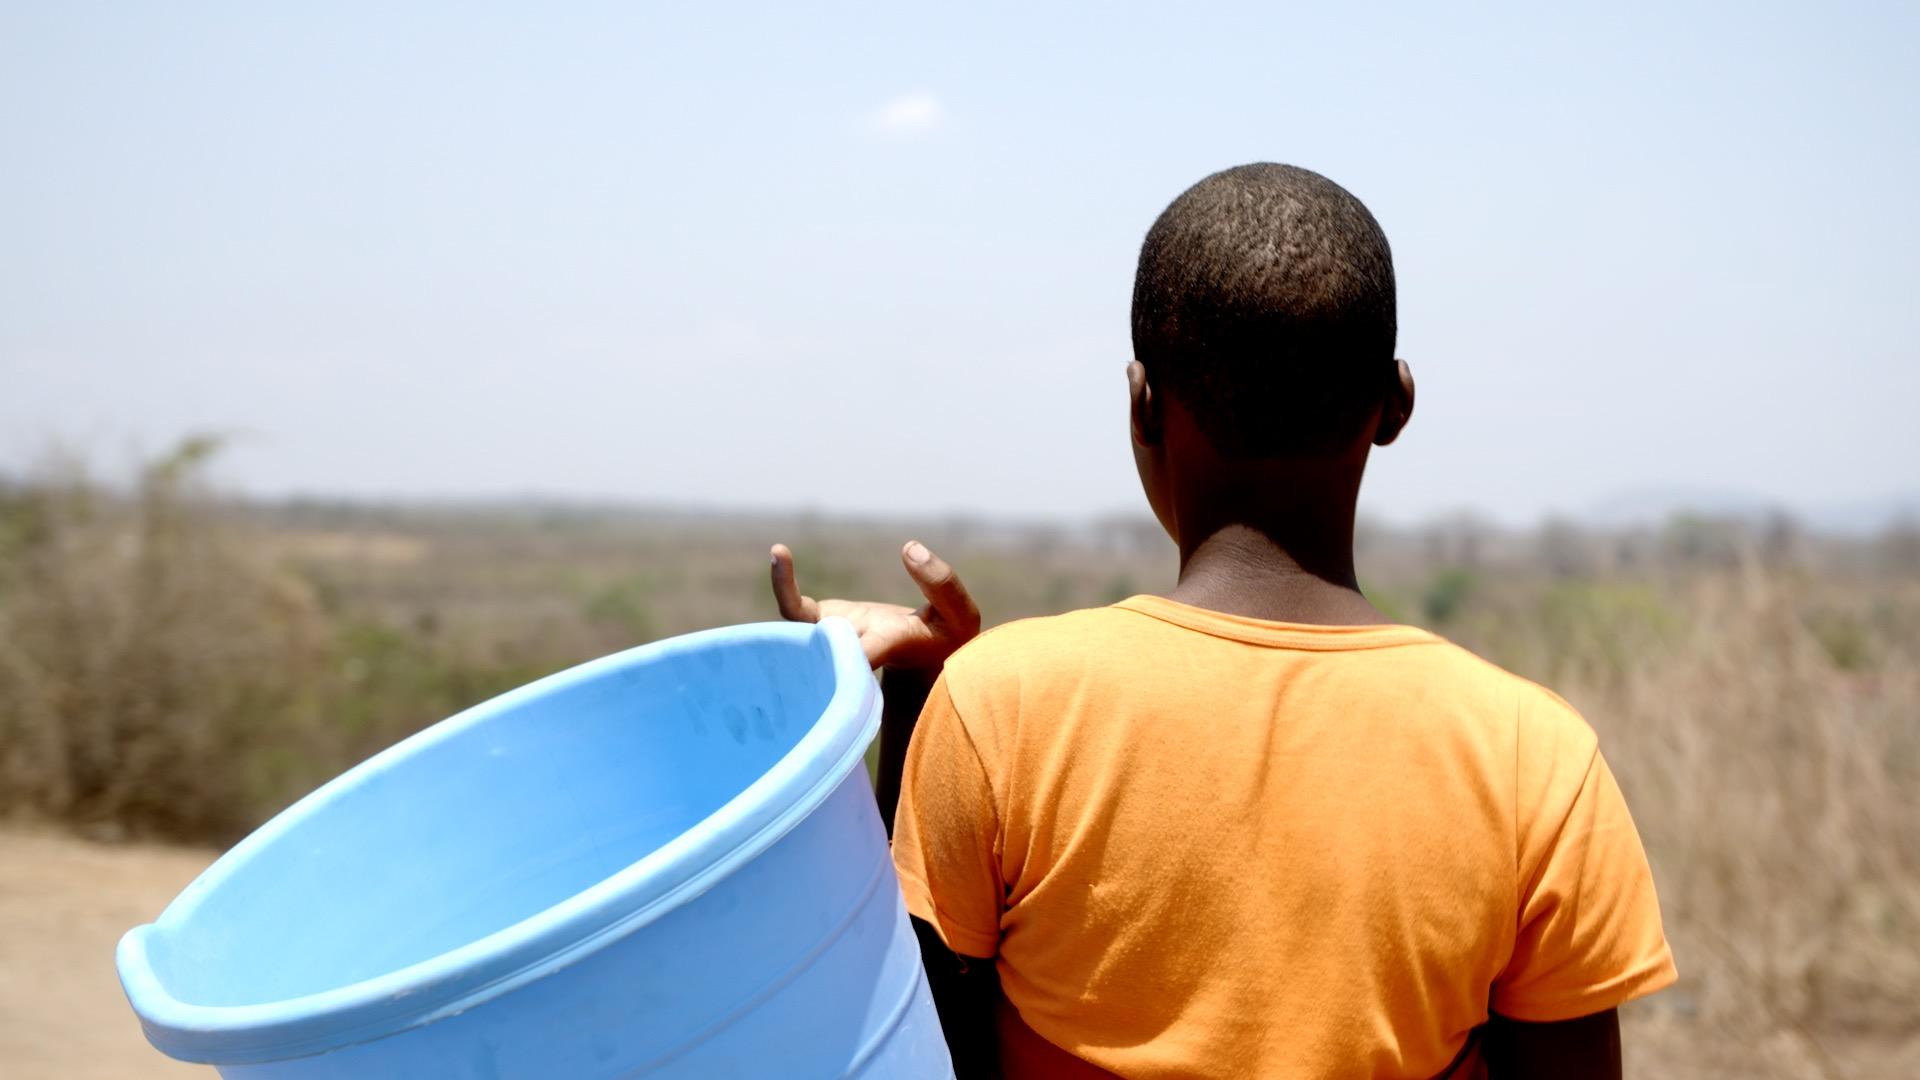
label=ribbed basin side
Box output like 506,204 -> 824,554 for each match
116,619 -> 953,1078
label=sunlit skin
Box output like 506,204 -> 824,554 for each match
768,540 -> 978,671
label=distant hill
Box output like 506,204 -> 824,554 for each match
1588,489 -> 1920,535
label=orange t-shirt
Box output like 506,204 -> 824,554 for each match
891,596 -> 1676,1079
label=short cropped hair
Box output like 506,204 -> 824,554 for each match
1130,163 -> 1397,458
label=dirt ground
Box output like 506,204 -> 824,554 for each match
4,827 -> 1911,1079
0,829 -> 214,1079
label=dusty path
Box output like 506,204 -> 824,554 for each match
1,829 -> 215,1079
4,827 -> 1913,1079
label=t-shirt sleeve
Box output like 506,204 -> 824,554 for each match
1493,701 -> 1678,1021
890,673 -> 1004,960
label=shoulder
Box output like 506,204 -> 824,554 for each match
1387,640 -> 1603,844
921,608 -> 1135,768
1430,648 -> 1606,817
933,605 -> 1151,729
943,605 -> 1146,688
1400,636 -> 1599,754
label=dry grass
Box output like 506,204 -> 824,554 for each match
0,444 -> 1914,1076
1456,573 -> 1920,1078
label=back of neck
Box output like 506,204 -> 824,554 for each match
1163,512 -> 1387,628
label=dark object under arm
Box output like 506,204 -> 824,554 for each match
874,665 -> 936,837
1483,1008 -> 1621,1080
879,667 -> 1000,1075
913,915 -> 1001,1079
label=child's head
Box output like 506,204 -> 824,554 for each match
1127,163 -> 1414,545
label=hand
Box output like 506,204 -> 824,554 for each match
770,541 -> 981,670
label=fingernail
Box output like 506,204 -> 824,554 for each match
906,541 -> 930,564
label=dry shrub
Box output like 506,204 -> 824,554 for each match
0,441 -> 333,841
0,442 -> 588,843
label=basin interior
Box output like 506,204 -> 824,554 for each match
143,628 -> 838,1008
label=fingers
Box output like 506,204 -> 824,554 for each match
901,540 -> 981,637
769,544 -> 821,623
857,630 -> 888,670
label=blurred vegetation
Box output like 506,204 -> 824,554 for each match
1,440 -> 1917,1075
1420,566 -> 1478,625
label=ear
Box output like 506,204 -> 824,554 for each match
1127,361 -> 1161,447
1373,359 -> 1415,447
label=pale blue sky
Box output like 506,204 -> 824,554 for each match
3,3 -> 1916,524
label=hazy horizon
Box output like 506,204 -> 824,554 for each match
9,437 -> 1915,536
5,4 -> 1917,527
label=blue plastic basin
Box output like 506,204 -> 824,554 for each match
116,619 -> 954,1078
